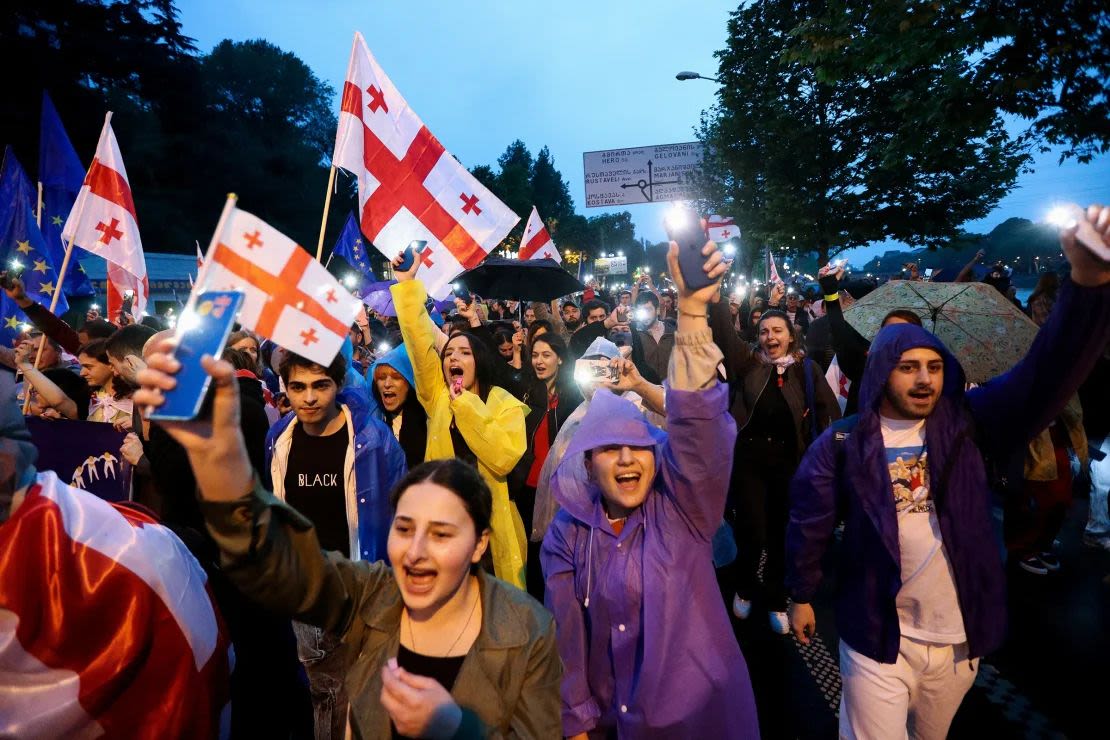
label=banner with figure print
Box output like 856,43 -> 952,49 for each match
26,418 -> 131,502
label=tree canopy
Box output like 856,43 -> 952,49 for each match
698,0 -> 1030,264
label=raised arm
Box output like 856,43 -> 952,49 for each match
390,276 -> 449,415
658,237 -> 734,539
134,341 -> 389,633
817,269 -> 869,382
3,275 -> 83,355
969,206 -> 1110,459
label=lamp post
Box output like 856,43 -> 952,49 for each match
675,70 -> 721,83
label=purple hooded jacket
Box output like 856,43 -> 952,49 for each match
541,338 -> 759,738
786,276 -> 1110,664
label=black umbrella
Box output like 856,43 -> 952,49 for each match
455,257 -> 584,302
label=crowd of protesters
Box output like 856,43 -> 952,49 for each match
1,205 -> 1108,739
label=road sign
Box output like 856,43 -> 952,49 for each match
593,256 -> 628,276
583,142 -> 704,207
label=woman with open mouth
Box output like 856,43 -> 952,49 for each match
371,345 -> 428,470
724,288 -> 841,637
542,237 -> 759,739
390,257 -> 530,591
130,343 -> 565,738
510,333 -> 582,601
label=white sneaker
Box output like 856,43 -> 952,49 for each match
732,595 -> 753,620
769,610 -> 790,635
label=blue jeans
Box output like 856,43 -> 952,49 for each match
1087,435 -> 1110,537
292,621 -> 348,740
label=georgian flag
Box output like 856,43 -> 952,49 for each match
0,471 -> 232,738
61,114 -> 149,318
332,32 -> 519,299
768,250 -> 785,287
199,205 -> 363,367
825,354 -> 851,413
707,215 -> 738,243
519,206 -> 561,262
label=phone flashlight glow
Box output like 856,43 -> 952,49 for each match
1045,205 -> 1079,230
664,207 -> 691,231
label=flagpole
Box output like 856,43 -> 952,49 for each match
23,113 -> 114,413
35,182 -> 43,228
315,164 -> 338,262
23,191 -> 88,413
179,193 -> 238,332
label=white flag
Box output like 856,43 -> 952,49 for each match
825,354 -> 851,413
707,215 -> 738,243
62,114 -> 149,317
332,32 -> 519,298
199,206 -> 362,367
519,206 -> 561,262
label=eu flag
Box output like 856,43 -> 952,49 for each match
330,213 -> 377,291
39,92 -> 95,298
0,147 -> 69,347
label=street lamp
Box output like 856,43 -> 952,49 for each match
676,70 -> 721,83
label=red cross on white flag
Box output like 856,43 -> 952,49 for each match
768,250 -> 785,287
519,206 -> 562,263
332,32 -> 520,299
707,214 -> 737,244
62,113 -> 149,318
198,204 -> 362,367
825,354 -> 851,413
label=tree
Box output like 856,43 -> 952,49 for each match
793,0 -> 1110,163
698,0 -> 1028,264
494,140 -> 535,221
530,146 -> 574,223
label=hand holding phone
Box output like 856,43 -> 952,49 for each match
148,291 -> 245,421
395,240 -> 428,273
663,207 -> 714,292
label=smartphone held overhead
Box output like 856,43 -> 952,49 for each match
1047,203 -> 1110,263
664,207 -> 715,291
395,240 -> 428,272
148,291 -> 245,421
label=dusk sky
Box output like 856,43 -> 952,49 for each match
178,0 -> 1110,264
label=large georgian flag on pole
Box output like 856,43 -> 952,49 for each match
332,32 -> 519,299
198,199 -> 363,367
0,471 -> 232,738
707,215 -> 738,243
519,206 -> 561,262
61,113 -> 149,318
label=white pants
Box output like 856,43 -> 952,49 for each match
839,636 -> 978,740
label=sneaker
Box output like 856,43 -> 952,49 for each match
769,611 -> 790,635
1037,552 -> 1061,571
1082,533 -> 1110,552
732,595 -> 753,620
1018,555 -> 1048,575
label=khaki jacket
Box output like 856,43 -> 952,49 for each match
202,486 -> 562,738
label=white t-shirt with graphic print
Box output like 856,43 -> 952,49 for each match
881,415 -> 967,644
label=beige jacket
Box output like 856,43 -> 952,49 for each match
202,486 -> 562,738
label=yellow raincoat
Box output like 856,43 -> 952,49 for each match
392,279 -> 529,589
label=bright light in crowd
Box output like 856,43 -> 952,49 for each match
1045,204 -> 1079,229
9,260 -> 22,271
175,308 -> 202,334
617,250 -> 624,257
90,303 -> 99,311
377,342 -> 391,353
634,308 -> 650,323
664,206 -> 692,232
723,243 -> 737,256
733,286 -> 747,298
584,274 -> 593,283
342,274 -> 358,289
787,287 -> 796,294
19,323 -> 31,333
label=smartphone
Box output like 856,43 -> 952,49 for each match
574,358 -> 619,384
396,240 -> 428,271
120,292 -> 135,317
664,207 -> 714,291
148,291 -> 245,421
454,282 -> 473,305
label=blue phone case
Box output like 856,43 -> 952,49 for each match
148,291 -> 245,421
396,246 -> 416,272
665,208 -> 714,291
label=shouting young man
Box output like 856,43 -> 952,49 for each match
786,205 -> 1110,739
267,350 -> 406,740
